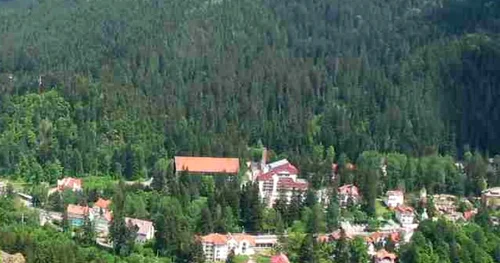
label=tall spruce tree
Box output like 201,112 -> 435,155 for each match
110,180 -> 133,256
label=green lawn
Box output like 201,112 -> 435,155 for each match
375,199 -> 391,217
257,256 -> 271,263
234,255 -> 250,263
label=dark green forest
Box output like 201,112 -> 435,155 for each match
0,0 -> 499,181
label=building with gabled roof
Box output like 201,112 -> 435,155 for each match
57,177 -> 82,192
256,159 -> 308,207
174,156 -> 240,175
201,233 -> 257,262
395,205 -> 414,226
374,249 -> 397,263
384,190 -> 404,208
92,198 -> 112,237
67,204 -> 91,227
482,187 -> 500,208
338,184 -> 360,207
125,217 -> 155,243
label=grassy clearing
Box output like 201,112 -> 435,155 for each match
375,199 -> 391,217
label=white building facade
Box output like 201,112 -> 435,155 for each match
395,206 -> 415,226
256,159 -> 308,207
384,190 -> 404,208
201,233 -> 257,262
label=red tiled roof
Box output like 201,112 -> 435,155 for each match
257,170 -> 276,181
58,177 -> 82,190
94,198 -> 111,209
395,205 -> 414,213
270,254 -> 290,263
201,233 -> 228,245
389,232 -> 400,242
67,204 -> 89,216
174,156 -> 240,174
277,177 -> 308,190
338,184 -> 359,196
463,210 -> 476,221
370,232 -> 384,242
376,249 -> 397,260
270,162 -> 299,175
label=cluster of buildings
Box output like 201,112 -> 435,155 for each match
423,193 -> 477,222
200,233 -> 278,262
52,177 -> 155,243
175,149 -> 310,208
318,226 -> 405,263
66,198 -> 154,243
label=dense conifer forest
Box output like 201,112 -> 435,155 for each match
0,0 -> 500,262
0,0 -> 499,179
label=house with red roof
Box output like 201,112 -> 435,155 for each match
256,159 -> 308,207
338,184 -> 360,207
174,156 -> 240,175
395,205 -> 415,226
374,249 -> 397,263
201,233 -> 257,262
67,204 -> 91,227
384,190 -> 404,208
93,198 -> 112,236
125,217 -> 155,243
57,177 -> 82,192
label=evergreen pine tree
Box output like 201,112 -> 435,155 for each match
298,234 -> 316,263
287,189 -> 303,225
110,180 -> 133,256
334,230 -> 351,263
304,188 -> 317,208
326,195 -> 340,231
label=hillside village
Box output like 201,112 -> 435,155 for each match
1,148 -> 498,263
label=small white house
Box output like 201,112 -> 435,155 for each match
395,206 -> 415,226
384,190 -> 404,208
125,217 -> 155,243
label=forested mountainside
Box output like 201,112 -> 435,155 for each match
0,0 -> 499,180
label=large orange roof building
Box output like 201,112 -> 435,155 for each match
174,156 -> 240,175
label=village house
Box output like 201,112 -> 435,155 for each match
92,198 -> 112,236
374,249 -> 397,263
482,187 -> 500,208
174,156 -> 240,175
432,194 -> 458,214
67,204 -> 92,227
125,217 -> 155,243
395,205 -> 415,226
58,177 -> 83,192
338,184 -> 360,207
256,158 -> 308,207
384,190 -> 404,208
201,233 -> 257,262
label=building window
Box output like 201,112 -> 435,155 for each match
263,181 -> 273,192
242,242 -> 247,253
